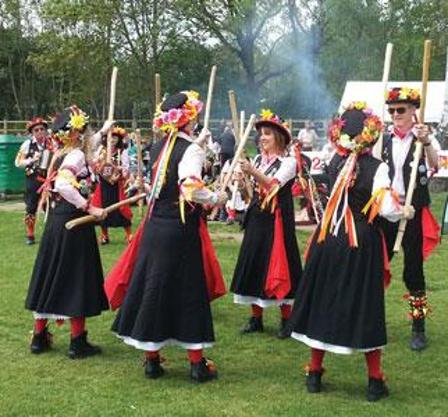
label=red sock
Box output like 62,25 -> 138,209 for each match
145,351 -> 160,360
70,317 -> 85,338
280,304 -> 292,320
251,304 -> 263,318
34,319 -> 48,333
365,349 -> 383,379
310,348 -> 325,372
187,349 -> 203,364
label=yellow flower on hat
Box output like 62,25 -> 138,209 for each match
354,101 -> 367,110
409,89 -> 420,100
260,109 -> 274,120
70,114 -> 87,130
399,87 -> 411,100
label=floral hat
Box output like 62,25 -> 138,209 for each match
153,91 -> 203,133
255,109 -> 292,144
26,117 -> 48,133
385,87 -> 421,108
111,126 -> 127,139
52,105 -> 89,146
328,101 -> 383,155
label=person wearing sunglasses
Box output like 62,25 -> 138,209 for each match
15,117 -> 53,245
380,87 -> 441,351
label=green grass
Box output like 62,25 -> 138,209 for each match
0,194 -> 447,417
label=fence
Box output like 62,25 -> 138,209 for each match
2,119 -> 330,147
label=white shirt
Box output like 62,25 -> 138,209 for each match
390,128 -> 440,200
254,154 -> 297,187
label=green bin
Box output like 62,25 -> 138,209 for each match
0,135 -> 27,194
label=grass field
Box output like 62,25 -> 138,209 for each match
0,194 -> 447,417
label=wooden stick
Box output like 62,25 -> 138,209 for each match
228,90 -> 240,142
155,73 -> 161,107
222,114 -> 256,189
106,67 -> 118,163
373,42 -> 394,159
393,39 -> 432,252
65,193 -> 146,230
203,65 -> 217,131
239,110 -> 245,142
135,129 -> 144,217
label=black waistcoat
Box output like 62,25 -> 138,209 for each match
328,153 -> 382,222
149,136 -> 199,219
381,133 -> 430,208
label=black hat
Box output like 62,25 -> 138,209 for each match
340,109 -> 367,138
161,93 -> 188,112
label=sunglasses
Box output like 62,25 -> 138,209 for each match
388,107 -> 407,115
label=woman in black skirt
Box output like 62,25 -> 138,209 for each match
287,103 -> 414,401
25,106 -> 111,359
92,127 -> 133,244
230,110 -> 302,339
107,91 -> 228,382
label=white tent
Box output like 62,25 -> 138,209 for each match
340,81 -> 446,123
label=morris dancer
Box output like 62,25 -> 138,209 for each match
15,117 -> 53,244
107,91 -> 228,382
380,87 -> 440,351
230,109 -> 302,339
25,106 -> 111,358
288,102 -> 414,401
92,127 -> 133,244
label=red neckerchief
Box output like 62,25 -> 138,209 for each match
393,125 -> 413,140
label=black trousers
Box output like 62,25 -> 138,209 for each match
379,209 -> 425,293
24,175 -> 41,215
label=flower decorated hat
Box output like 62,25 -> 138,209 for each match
52,105 -> 89,134
328,102 -> 383,155
255,109 -> 292,144
385,87 -> 421,108
153,91 -> 203,133
27,117 -> 48,133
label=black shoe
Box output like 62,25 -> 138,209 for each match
277,318 -> 291,339
367,377 -> 389,402
144,357 -> 165,379
241,316 -> 264,334
100,236 -> 110,245
26,236 -> 35,245
30,328 -> 52,354
68,331 -> 101,359
190,358 -> 218,383
410,319 -> 427,351
306,370 -> 323,393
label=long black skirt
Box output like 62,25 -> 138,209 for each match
230,204 -> 301,307
112,214 -> 215,351
288,221 -> 386,353
25,202 -> 108,319
100,179 -> 131,228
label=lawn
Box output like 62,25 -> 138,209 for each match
0,194 -> 447,417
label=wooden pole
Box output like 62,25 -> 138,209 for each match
106,67 -> 118,163
228,90 -> 240,142
203,65 -> 217,131
393,39 -> 432,252
222,114 -> 256,189
135,128 -> 144,217
65,193 -> 146,230
239,110 -> 245,142
373,43 -> 394,159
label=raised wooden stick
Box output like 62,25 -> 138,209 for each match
393,39 -> 432,252
65,193 -> 146,230
203,65 -> 217,131
106,67 -> 118,163
239,110 -> 245,142
228,90 -> 240,142
155,73 -> 161,107
222,114 -> 256,189
135,129 -> 144,216
373,43 -> 394,159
